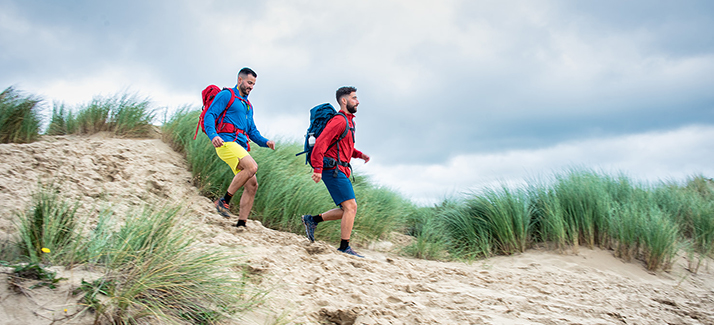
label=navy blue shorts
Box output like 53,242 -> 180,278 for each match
322,169 -> 355,206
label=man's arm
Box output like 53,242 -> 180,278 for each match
351,148 -> 370,163
360,152 -> 370,163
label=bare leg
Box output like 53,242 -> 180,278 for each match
320,199 -> 357,240
238,175 -> 258,221
227,155 -> 258,195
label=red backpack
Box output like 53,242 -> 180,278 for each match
193,85 -> 252,149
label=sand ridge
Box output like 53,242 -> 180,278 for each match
1,135 -> 713,324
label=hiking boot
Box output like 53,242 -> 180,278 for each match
215,198 -> 231,218
301,214 -> 317,242
338,246 -> 364,258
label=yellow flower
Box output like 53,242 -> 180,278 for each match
64,309 -> 68,313
41,247 -> 50,253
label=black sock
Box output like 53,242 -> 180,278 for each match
313,214 -> 323,223
224,192 -> 234,204
339,239 -> 349,251
236,220 -> 246,227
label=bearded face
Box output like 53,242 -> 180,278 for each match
239,82 -> 251,96
347,102 -> 358,114
237,75 -> 256,97
343,91 -> 359,114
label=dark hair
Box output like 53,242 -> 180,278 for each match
238,67 -> 257,79
336,86 -> 357,103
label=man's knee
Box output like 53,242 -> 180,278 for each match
239,158 -> 258,175
341,199 -> 357,213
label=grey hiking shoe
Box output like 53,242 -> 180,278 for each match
338,246 -> 364,258
301,214 -> 317,242
215,198 -> 231,218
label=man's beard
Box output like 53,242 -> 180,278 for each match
347,103 -> 357,114
239,84 -> 251,96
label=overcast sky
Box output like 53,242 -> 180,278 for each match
2,0 -> 713,204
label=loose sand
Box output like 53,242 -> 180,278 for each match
1,135 -> 712,325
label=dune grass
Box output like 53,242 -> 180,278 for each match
467,187 -> 532,255
528,186 -> 568,251
401,170 -> 713,271
438,200 -> 492,259
46,103 -> 77,135
402,204 -> 450,260
75,206 -> 263,324
654,176 -> 714,272
8,185 -> 263,324
13,184 -> 80,265
0,86 -> 43,143
46,92 -> 156,137
551,171 -> 613,249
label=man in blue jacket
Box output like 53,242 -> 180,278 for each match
204,67 -> 275,228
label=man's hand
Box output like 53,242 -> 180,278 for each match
312,172 -> 322,183
267,140 -> 275,150
362,153 -> 371,163
211,136 -> 224,148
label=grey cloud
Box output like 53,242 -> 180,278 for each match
1,0 -> 713,173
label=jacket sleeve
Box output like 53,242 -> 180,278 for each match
203,90 -> 230,140
310,116 -> 344,174
246,107 -> 269,147
352,148 -> 364,159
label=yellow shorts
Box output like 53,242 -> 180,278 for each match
215,142 -> 250,175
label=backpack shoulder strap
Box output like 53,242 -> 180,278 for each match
338,113 -> 351,141
336,112 -> 354,141
326,113 -> 351,149
227,88 -> 252,110
224,88 -> 237,110
217,88 -> 238,126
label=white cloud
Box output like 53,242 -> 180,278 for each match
359,124 -> 714,205
23,66 -> 196,113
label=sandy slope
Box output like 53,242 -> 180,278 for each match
1,135 -> 713,325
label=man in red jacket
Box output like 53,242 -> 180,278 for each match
302,86 -> 370,257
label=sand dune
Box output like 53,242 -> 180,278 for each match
1,135 -> 713,324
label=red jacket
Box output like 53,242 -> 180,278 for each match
311,112 -> 363,178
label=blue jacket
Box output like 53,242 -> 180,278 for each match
203,86 -> 269,149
